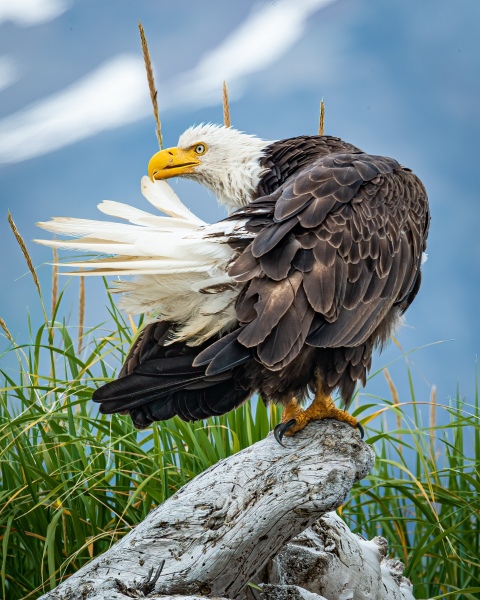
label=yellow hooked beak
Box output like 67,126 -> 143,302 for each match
148,147 -> 201,181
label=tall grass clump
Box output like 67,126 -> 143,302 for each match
1,232 -> 479,599
345,371 -> 480,600
0,270 -> 280,598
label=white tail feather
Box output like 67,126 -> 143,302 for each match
140,177 -> 205,224
35,177 -> 245,344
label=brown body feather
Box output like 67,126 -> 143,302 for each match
94,135 -> 429,427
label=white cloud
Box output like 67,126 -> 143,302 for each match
0,55 -> 150,164
0,0 -> 338,165
0,56 -> 19,92
0,0 -> 70,26
165,0 -> 338,107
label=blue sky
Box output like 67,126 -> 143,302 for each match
1,0 -> 479,419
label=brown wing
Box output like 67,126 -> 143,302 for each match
93,320 -> 252,427
117,320 -> 171,378
228,152 -> 429,370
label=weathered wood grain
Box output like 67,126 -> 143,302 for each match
263,512 -> 415,600
39,420 -> 374,599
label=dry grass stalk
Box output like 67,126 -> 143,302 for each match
318,99 -> 325,136
384,368 -> 402,447
223,81 -> 231,127
430,385 -> 437,447
8,211 -> 44,305
78,273 -> 85,354
223,81 -> 232,216
138,20 -> 163,149
0,316 -> 14,343
51,246 -> 58,319
429,384 -> 437,430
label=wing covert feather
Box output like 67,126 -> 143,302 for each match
228,151 -> 429,368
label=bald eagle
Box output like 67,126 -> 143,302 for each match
37,125 -> 429,443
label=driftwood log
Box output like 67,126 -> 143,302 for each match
39,420 -> 414,600
259,512 -> 415,600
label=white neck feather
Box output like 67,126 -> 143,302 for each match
177,124 -> 272,210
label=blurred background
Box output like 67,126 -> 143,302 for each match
1,0 -> 479,417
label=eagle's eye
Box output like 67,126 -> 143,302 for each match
194,143 -> 207,155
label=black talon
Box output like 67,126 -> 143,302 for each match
273,423 -> 286,446
274,419 -> 297,447
356,421 -> 365,439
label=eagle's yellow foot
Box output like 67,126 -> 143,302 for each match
274,394 -> 364,446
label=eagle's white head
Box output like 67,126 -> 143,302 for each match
148,124 -> 271,210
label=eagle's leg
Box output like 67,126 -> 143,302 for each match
274,386 -> 363,446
